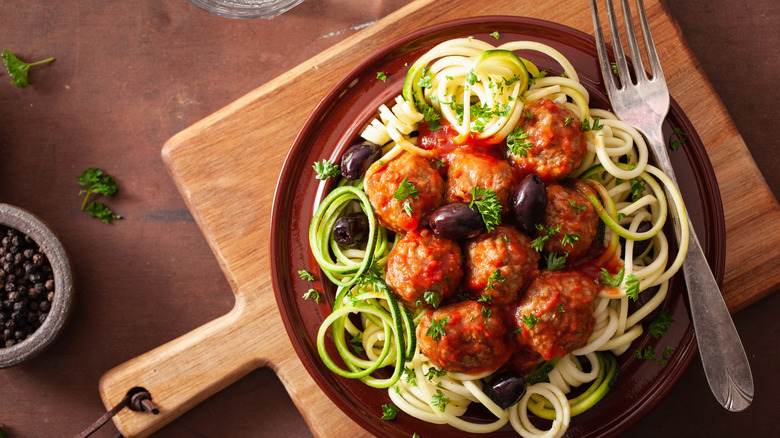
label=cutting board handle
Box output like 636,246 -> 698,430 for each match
98,299 -> 263,437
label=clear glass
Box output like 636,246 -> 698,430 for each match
186,0 -> 305,19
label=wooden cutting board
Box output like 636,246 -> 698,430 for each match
98,0 -> 780,436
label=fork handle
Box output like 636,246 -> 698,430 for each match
645,127 -> 754,412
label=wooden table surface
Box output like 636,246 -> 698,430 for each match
0,0 -> 778,437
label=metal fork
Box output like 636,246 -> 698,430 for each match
590,0 -> 753,411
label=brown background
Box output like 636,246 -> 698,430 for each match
0,0 -> 778,437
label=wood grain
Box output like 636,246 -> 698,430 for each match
98,0 -> 780,436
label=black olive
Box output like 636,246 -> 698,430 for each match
333,213 -> 369,247
510,174 -> 547,234
429,203 -> 484,240
483,372 -> 527,409
619,220 -> 654,258
340,142 -> 380,180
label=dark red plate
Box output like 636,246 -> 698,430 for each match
270,16 -> 724,438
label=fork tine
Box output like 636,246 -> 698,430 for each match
620,0 -> 647,82
589,0 -> 619,94
603,0 -> 631,88
635,0 -> 666,82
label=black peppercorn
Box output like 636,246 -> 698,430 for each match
0,224 -> 56,348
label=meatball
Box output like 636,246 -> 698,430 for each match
539,183 -> 599,261
513,270 -> 600,360
446,148 -> 514,213
508,98 -> 587,182
417,300 -> 512,374
463,224 -> 539,304
364,152 -> 445,234
385,228 -> 463,309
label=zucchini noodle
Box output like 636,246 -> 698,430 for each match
308,35 -> 688,437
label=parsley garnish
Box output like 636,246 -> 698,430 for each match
403,200 -> 413,217
404,366 -> 417,386
649,309 -> 674,339
521,313 -> 539,329
581,117 -> 604,132
528,70 -> 548,86
481,306 -> 493,318
376,71 -> 387,82
611,62 -> 619,76
629,177 -> 646,201
303,289 -> 320,303
532,224 -> 561,252
394,177 -> 419,201
625,274 -> 640,301
469,187 -> 502,232
2,50 -> 54,88
425,367 -> 447,380
381,403 -> 398,420
477,294 -> 492,303
431,389 -> 451,412
506,126 -> 532,157
564,116 -> 574,126
422,104 -> 442,131
313,160 -> 340,180
424,291 -> 442,308
426,316 -> 450,340
600,267 -> 625,287
545,252 -> 568,271
298,269 -> 315,281
558,304 -> 565,313
78,168 -> 122,224
561,233 -> 580,248
417,67 -> 432,88
351,333 -> 364,354
669,127 -> 689,151
490,31 -> 501,40
485,268 -> 506,290
658,346 -> 675,365
466,69 -> 477,86
568,199 -> 588,213
634,346 -> 655,360
430,154 -> 445,169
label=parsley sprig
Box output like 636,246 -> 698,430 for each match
470,187 -> 502,232
506,126 -> 532,157
2,50 -> 54,88
78,168 -> 123,224
426,316 -> 450,340
313,160 -> 340,180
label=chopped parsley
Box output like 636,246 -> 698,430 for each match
313,160 -> 340,180
426,316 -> 450,340
431,389 -> 451,412
351,333 -> 364,354
625,274 -> 640,301
404,366 -> 417,386
490,31 -> 501,40
568,199 -> 588,213
417,67 -> 432,88
424,291 -> 442,308
422,104 -> 442,131
669,127 -> 690,151
381,403 -> 398,420
521,313 -> 539,329
481,306 -> 493,318
611,62 -> 619,75
561,233 -> 580,248
376,71 -> 387,82
564,116 -> 574,126
485,268 -> 506,290
600,267 -> 625,288
506,126 -> 532,157
302,289 -> 320,303
558,304 -> 566,313
630,177 -> 646,201
394,177 -> 419,201
658,346 -> 676,365
544,252 -> 568,271
470,187 -> 502,232
649,309 -> 674,339
298,269 -> 316,281
580,117 -> 604,132
634,346 -> 655,361
466,69 -> 477,86
403,200 -> 413,217
532,223 -> 561,252
425,367 -> 447,380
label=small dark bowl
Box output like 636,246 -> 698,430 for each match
0,204 -> 74,368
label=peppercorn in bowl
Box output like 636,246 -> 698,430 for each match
0,204 -> 73,368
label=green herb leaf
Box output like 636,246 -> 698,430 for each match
558,304 -> 565,313
85,202 -> 122,224
629,177 -> 646,201
485,268 -> 506,291
649,309 -> 674,339
669,127 -> 689,151
394,177 -> 419,201
298,269 -> 316,282
417,67 -> 432,88
313,160 -> 340,180
506,126 -> 532,157
561,233 -> 580,248
600,267 -> 625,287
351,333 -> 364,354
431,389 -> 451,412
568,199 -> 588,213
611,62 -> 619,76
490,31 -> 501,40
377,71 -> 387,82
421,104 -> 442,131
658,346 -> 675,365
2,50 -> 54,88
625,274 -> 640,301
424,291 -> 442,308
521,313 -> 539,329
469,187 -> 502,232
426,316 -> 450,340
466,69 -> 477,86
404,366 -> 417,386
481,306 -> 493,318
425,367 -> 447,381
302,288 -> 320,303
544,252 -> 567,271
381,403 -> 399,420
633,346 -> 656,361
